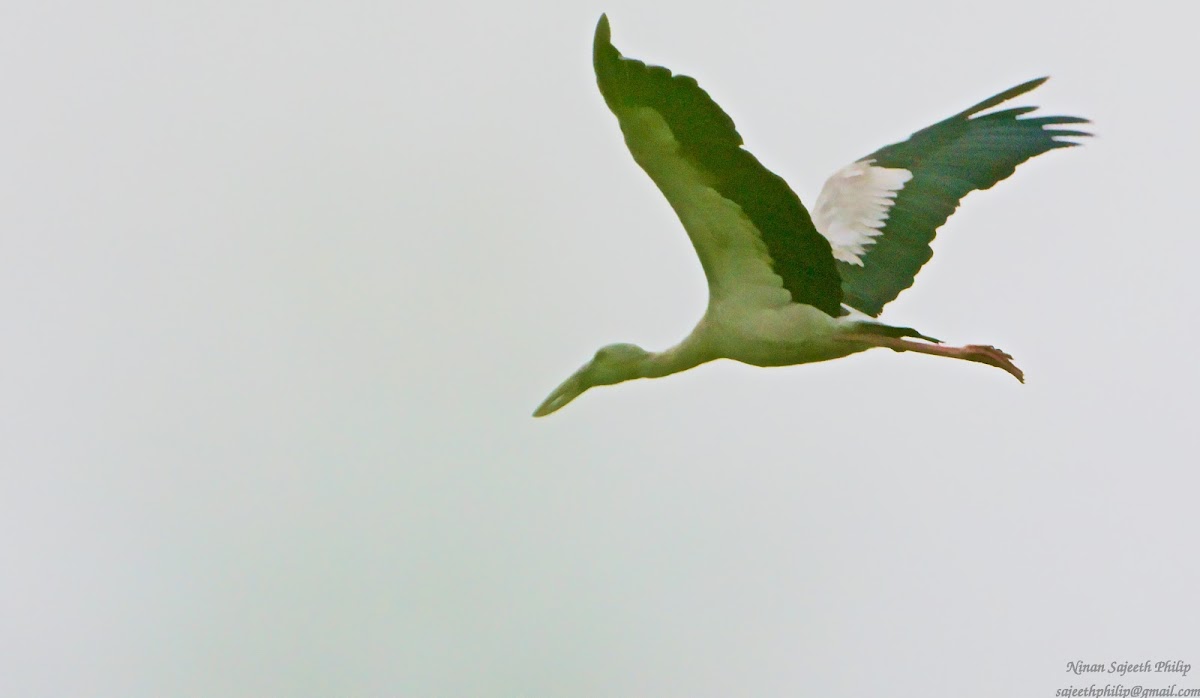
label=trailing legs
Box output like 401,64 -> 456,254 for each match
837,333 -> 1024,383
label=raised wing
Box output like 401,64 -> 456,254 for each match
593,15 -> 843,316
815,78 -> 1089,316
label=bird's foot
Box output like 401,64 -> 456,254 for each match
959,345 -> 1024,383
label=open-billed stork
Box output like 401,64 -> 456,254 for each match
534,15 -> 1089,417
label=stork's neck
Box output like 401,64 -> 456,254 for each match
639,335 -> 713,379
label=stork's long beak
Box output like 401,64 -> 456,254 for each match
533,368 -> 591,417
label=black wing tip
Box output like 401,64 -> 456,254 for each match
593,13 -> 622,105
1038,115 -> 1091,124
967,77 -> 1094,143
1037,116 -> 1094,144
1049,125 -> 1094,143
594,14 -> 613,56
959,76 -> 1051,119
1009,76 -> 1051,98
1011,75 -> 1051,95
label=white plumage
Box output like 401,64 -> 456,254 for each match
812,161 -> 913,265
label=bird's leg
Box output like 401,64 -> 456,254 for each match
837,334 -> 1024,383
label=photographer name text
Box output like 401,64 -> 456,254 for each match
1068,662 -> 1192,678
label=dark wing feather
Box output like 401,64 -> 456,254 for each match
838,77 -> 1090,316
593,15 -> 844,317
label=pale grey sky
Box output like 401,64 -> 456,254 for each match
2,1 -> 1198,696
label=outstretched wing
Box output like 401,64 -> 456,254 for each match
593,15 -> 843,316
813,78 -> 1090,316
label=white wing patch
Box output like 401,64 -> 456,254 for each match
812,160 -> 912,265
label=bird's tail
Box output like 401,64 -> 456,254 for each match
850,321 -> 941,344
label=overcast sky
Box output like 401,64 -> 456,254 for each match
2,0 -> 1198,696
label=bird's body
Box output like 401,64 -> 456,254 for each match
534,15 -> 1089,417
700,301 -> 860,368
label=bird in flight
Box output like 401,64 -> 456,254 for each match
534,14 -> 1089,417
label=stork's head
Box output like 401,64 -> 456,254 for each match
533,343 -> 650,417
